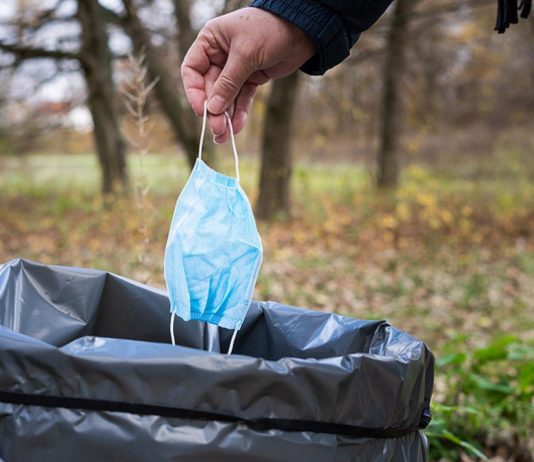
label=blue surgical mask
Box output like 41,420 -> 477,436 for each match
164,102 -> 263,354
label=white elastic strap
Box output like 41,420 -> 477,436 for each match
170,312 -> 176,346
197,101 -> 208,161
224,112 -> 240,182
198,100 -> 240,182
227,328 -> 238,355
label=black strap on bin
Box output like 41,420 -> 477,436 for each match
0,391 -> 429,439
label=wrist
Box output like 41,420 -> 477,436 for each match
250,0 -> 348,75
288,16 -> 316,61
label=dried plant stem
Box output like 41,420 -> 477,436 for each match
120,51 -> 159,283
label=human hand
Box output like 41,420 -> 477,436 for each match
181,7 -> 315,143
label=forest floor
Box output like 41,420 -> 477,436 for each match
1,151 -> 533,461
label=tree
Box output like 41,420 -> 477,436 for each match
172,0 -> 196,61
376,0 -> 416,188
0,0 -> 128,193
108,0 -> 211,167
256,72 -> 300,220
78,0 -> 128,193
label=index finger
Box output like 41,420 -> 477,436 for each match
180,37 -> 211,116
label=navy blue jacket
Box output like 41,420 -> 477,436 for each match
250,0 -> 393,75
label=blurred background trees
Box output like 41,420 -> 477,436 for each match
0,0 -> 129,192
0,0 -> 532,213
376,0 -> 415,188
256,72 -> 300,220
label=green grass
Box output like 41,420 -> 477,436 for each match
0,153 -> 372,199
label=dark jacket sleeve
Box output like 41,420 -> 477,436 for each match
249,0 -> 393,75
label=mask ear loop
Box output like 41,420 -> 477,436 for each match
197,100 -> 240,183
227,327 -> 238,355
170,312 -> 176,346
223,111 -> 241,354
224,111 -> 240,183
197,101 -> 208,161
194,101 -> 241,354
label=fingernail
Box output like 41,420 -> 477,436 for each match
207,95 -> 226,114
213,135 -> 223,145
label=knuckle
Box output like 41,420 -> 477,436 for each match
180,61 -> 188,77
204,18 -> 217,30
180,65 -> 195,84
201,19 -> 220,41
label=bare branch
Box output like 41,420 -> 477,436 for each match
1,14 -> 77,31
0,41 -> 80,61
7,0 -> 74,33
99,3 -> 124,26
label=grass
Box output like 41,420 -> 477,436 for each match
1,152 -> 533,344
1,150 -> 533,460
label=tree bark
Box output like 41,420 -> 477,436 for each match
77,0 -> 128,194
172,0 -> 196,61
172,0 -> 215,164
120,0 -> 202,168
376,0 -> 415,189
256,72 -> 300,220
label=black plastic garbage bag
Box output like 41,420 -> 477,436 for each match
0,259 -> 434,461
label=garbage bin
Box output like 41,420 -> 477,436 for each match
0,259 -> 434,461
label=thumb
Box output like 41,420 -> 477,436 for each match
207,49 -> 253,115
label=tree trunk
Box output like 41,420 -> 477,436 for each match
376,0 -> 415,189
420,21 -> 442,128
172,0 -> 215,164
77,0 -> 128,194
221,0 -> 249,15
121,0 -> 203,168
256,72 -> 300,220
172,0 -> 196,61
